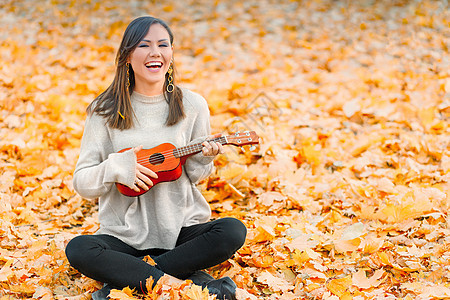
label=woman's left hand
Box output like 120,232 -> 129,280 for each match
202,133 -> 225,156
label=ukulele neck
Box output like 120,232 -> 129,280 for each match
173,136 -> 228,158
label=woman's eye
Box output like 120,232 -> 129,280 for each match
159,44 -> 168,47
138,44 -> 148,48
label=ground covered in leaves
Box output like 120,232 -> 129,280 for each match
0,0 -> 449,299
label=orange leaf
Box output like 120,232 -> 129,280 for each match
251,225 -> 275,243
143,255 -> 157,266
326,275 -> 352,298
352,269 -> 384,289
108,287 -> 136,300
181,284 -> 211,300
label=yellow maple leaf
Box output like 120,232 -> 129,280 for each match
251,225 -> 275,243
301,144 -> 321,168
327,275 -> 352,298
182,284 -> 211,300
377,252 -> 392,266
108,287 -> 137,300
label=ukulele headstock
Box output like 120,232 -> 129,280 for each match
225,131 -> 260,148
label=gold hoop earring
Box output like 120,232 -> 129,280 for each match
166,63 -> 174,93
126,62 -> 130,90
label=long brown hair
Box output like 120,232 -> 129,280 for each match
88,16 -> 184,129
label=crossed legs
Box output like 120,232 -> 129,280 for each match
65,218 -> 247,293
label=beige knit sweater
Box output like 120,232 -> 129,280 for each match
73,88 -> 214,250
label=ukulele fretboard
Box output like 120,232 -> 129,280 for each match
173,136 -> 228,158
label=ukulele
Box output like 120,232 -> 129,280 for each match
116,131 -> 259,197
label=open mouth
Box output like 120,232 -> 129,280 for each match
145,61 -> 163,69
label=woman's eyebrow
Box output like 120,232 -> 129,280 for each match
141,39 -> 169,43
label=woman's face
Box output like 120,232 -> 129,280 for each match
129,23 -> 173,95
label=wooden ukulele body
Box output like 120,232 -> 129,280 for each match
116,143 -> 187,197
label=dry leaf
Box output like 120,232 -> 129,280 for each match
257,271 -> 294,293
352,269 -> 384,289
108,287 -> 137,300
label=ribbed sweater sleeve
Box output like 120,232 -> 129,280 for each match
73,114 -> 136,200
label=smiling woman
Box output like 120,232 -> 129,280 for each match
64,16 -> 246,300
87,17 -> 185,130
129,24 -> 173,96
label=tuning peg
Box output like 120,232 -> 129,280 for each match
249,146 -> 256,151
240,146 -> 245,152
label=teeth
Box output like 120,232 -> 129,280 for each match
146,62 -> 162,67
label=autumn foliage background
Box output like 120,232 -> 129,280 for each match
0,0 -> 449,299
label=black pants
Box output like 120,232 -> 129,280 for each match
65,217 -> 246,292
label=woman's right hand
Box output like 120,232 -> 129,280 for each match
131,145 -> 158,192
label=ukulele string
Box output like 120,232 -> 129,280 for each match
135,143 -> 210,163
134,136 -> 229,164
135,144 -> 213,164
137,136 -> 227,157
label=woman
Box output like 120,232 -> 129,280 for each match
65,16 -> 246,300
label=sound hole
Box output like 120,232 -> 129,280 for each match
149,153 -> 165,165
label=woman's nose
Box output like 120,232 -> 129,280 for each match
148,45 -> 161,57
